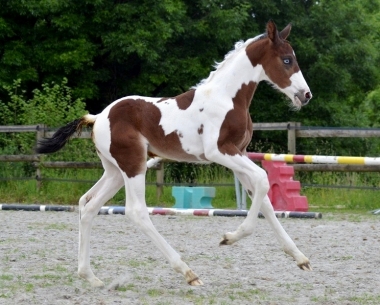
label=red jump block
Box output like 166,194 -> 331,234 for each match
261,160 -> 308,212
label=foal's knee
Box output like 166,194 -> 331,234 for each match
79,195 -> 87,210
257,176 -> 270,194
248,169 -> 270,196
78,195 -> 101,223
79,192 -> 95,210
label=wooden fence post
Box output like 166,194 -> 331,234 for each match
287,122 -> 299,154
156,161 -> 164,202
35,124 -> 45,191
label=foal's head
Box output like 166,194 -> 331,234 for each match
246,20 -> 312,109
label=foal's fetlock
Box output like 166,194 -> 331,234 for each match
220,234 -> 232,245
219,232 -> 237,245
283,248 -> 312,271
220,225 -> 253,245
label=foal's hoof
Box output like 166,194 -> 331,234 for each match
90,278 -> 105,288
298,261 -> 313,271
189,278 -> 204,286
79,275 -> 105,288
219,233 -> 234,245
185,270 -> 203,286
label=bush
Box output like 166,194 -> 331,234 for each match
0,78 -> 93,183
0,78 -> 87,154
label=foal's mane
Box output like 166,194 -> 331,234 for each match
192,33 -> 266,89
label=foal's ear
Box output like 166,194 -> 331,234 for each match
266,20 -> 279,42
279,23 -> 292,40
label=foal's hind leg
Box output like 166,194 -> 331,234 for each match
121,172 -> 203,286
78,157 -> 124,287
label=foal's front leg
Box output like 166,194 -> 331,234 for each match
219,167 -> 269,245
214,155 -> 311,271
260,195 -> 312,270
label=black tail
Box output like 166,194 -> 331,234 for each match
36,117 -> 93,154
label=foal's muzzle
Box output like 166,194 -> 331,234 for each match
295,90 -> 312,106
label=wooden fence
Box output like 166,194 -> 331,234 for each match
1,123 -> 380,196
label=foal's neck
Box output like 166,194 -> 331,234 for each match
197,44 -> 263,109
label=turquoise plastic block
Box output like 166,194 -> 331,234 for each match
172,186 -> 215,209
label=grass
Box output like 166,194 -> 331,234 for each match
132,286 -> 267,305
0,162 -> 380,212
300,172 -> 380,212
0,274 -> 13,281
302,187 -> 380,211
348,294 -> 380,304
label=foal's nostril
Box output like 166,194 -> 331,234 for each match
305,92 -> 312,100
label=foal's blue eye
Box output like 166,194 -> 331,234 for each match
283,58 -> 291,64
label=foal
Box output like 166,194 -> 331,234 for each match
37,21 -> 312,287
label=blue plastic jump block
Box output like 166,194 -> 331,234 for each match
172,186 -> 215,209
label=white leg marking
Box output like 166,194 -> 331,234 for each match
219,160 -> 269,245
260,196 -> 312,270
206,153 -> 311,270
78,158 -> 124,287
121,173 -> 203,286
147,157 -> 162,169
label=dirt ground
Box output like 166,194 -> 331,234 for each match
0,209 -> 379,305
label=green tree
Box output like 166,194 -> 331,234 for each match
0,78 -> 87,153
244,0 -> 380,155
1,0 -> 380,157
0,0 -> 254,113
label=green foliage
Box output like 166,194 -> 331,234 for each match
0,0 -> 256,112
252,0 -> 380,123
0,78 -> 86,127
359,87 -> 380,127
0,78 -> 90,186
1,0 -> 380,197
164,163 -> 232,184
2,164 -> 380,212
1,0 -> 379,132
0,78 -> 86,154
246,0 -> 380,156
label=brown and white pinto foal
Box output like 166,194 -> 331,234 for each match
37,21 -> 312,287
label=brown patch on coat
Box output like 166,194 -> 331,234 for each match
217,82 -> 257,155
199,153 -> 208,161
108,100 -> 147,178
148,152 -> 158,158
108,98 -> 199,177
198,124 -> 204,135
176,90 -> 195,110
245,36 -> 300,89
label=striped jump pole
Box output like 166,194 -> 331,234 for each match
0,204 -> 75,212
246,152 -> 380,212
98,207 -> 322,219
247,152 -> 380,165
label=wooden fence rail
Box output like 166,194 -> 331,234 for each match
1,123 -> 380,196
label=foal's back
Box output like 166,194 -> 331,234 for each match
93,88 -> 231,171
